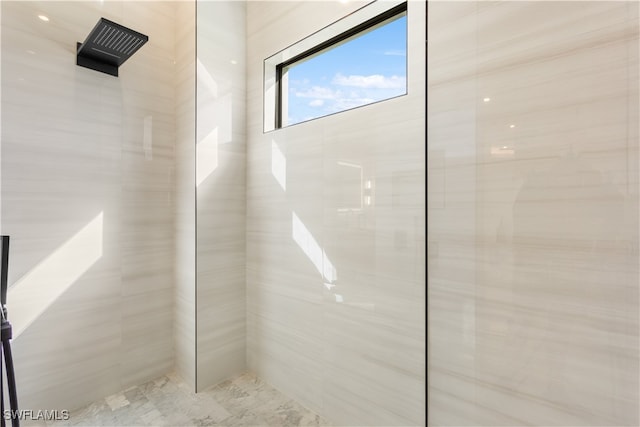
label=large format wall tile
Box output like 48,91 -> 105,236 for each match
174,0 -> 197,392
118,1 -> 176,391
322,115 -> 425,427
1,1 -> 179,411
428,2 -> 639,426
246,1 -> 426,425
247,127 -> 325,414
195,0 -> 247,391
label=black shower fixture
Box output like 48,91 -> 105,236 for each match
76,18 -> 148,77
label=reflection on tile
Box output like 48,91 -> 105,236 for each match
196,0 -> 247,391
48,372 -> 330,427
428,1 -> 639,426
174,0 -> 196,392
246,1 -> 425,426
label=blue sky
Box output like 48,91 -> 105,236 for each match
285,14 -> 407,125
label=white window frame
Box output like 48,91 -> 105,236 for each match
263,0 -> 407,132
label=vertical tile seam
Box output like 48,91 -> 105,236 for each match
194,0 -> 198,394
424,1 -> 428,426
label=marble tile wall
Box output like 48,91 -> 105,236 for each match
174,0 -> 197,392
428,1 -> 639,426
1,1 -> 179,411
246,1 -> 426,425
196,1 -> 247,392
119,1 -> 176,391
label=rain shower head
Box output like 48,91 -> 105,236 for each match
76,18 -> 148,77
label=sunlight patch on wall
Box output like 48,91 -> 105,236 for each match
8,212 -> 104,338
291,211 -> 336,285
196,127 -> 219,186
322,249 -> 337,283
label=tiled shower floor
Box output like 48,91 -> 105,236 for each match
46,372 -> 330,427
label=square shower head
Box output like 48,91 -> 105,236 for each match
77,18 -> 149,77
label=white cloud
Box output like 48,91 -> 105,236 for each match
309,99 -> 324,107
383,50 -> 406,56
331,97 -> 376,112
294,86 -> 342,99
332,73 -> 406,89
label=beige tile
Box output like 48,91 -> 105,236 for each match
195,0 -> 247,392
428,1 -> 639,426
246,1 -> 426,425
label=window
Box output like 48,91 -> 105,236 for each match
264,1 -> 407,131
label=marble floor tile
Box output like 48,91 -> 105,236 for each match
47,372 -> 331,427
